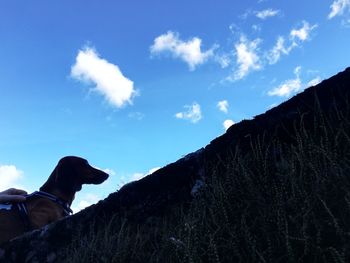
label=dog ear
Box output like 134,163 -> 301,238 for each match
55,159 -> 80,195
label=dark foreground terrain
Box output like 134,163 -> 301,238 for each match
1,67 -> 350,263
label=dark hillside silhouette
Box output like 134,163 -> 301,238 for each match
1,67 -> 349,262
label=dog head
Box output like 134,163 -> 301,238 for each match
40,156 -> 109,195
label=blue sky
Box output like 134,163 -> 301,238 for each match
0,0 -> 349,212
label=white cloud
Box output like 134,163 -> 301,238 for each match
232,36 -> 262,80
71,47 -> 135,108
223,119 -> 235,131
150,31 -> 216,71
215,54 -> 231,68
252,24 -> 262,32
0,165 -> 24,191
131,167 -> 161,181
328,0 -> 350,19
268,78 -> 301,97
267,36 -> 295,64
307,76 -> 322,87
239,9 -> 254,20
175,102 -> 202,123
225,21 -> 316,81
256,9 -> 280,19
342,18 -> 350,26
268,66 -> 302,97
268,68 -> 323,97
148,167 -> 161,174
290,21 -> 317,42
72,193 -> 100,213
131,173 -> 144,181
217,100 -> 229,113
268,103 -> 278,109
265,20 -> 316,65
229,23 -> 241,35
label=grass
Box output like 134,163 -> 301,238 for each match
62,97 -> 350,263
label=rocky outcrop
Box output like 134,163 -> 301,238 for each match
1,67 -> 349,263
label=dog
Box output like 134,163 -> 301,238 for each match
0,156 -> 109,245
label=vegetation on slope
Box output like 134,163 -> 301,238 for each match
63,95 -> 350,263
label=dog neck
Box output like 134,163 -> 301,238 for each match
38,186 -> 75,206
46,189 -> 75,206
39,169 -> 77,206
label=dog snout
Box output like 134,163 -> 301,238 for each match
90,168 -> 109,184
99,170 -> 109,181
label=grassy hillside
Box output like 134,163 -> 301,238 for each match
1,69 -> 349,263
62,93 -> 350,262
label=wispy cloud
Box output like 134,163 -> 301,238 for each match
268,66 -> 302,97
231,35 -> 262,80
267,36 -> 295,64
0,165 -> 24,191
71,46 -> 136,108
226,20 -> 317,81
328,0 -> 350,19
215,54 -> 231,68
266,21 -> 317,65
150,31 -> 216,71
342,18 -> 350,26
255,9 -> 280,20
252,24 -> 262,32
223,119 -> 235,131
72,193 -> 101,213
307,77 -> 322,87
290,21 -> 318,42
240,8 -> 280,20
268,67 -> 322,97
131,167 -> 161,181
217,100 -> 229,113
175,102 -> 202,123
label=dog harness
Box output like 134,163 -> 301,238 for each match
0,191 -> 73,231
26,191 -> 73,216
